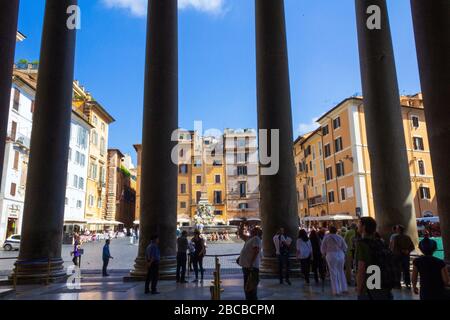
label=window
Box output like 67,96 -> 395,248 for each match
326,167 -> 333,181
179,164 -> 188,174
75,151 -> 81,164
65,197 -> 69,205
237,137 -> 246,148
334,137 -> 343,153
413,137 -> 424,151
324,144 -> 331,158
236,153 -> 247,163
91,130 -> 98,146
73,175 -> 78,188
100,167 -> 106,184
328,191 -> 335,203
101,122 -> 105,132
237,166 -> 247,176
419,187 -> 431,200
180,201 -> 187,209
10,183 -> 17,196
214,191 -> 222,204
333,117 -> 341,129
215,175 -> 221,184
318,142 -> 322,156
13,151 -> 19,170
77,127 -> 87,148
10,121 -> 17,141
322,125 -> 329,136
93,115 -> 98,125
97,198 -> 102,208
68,148 -> 72,161
411,116 -> 419,129
76,200 -> 82,208
336,162 -> 345,177
418,160 -> 425,175
78,177 -> 84,190
13,88 -> 20,111
90,163 -> 98,179
80,154 -> 86,167
239,203 -> 249,210
196,175 -> 202,184
312,146 -> 316,160
196,191 -> 202,204
88,195 -> 94,207
100,137 -> 106,156
340,187 -> 346,201
239,182 -> 247,197
180,184 -> 186,194
214,210 -> 223,216
304,146 -> 311,158
313,163 -> 317,176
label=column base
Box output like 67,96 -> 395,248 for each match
124,256 -> 177,282
9,258 -> 67,284
259,256 -> 301,279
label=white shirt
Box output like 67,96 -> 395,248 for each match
296,239 -> 312,259
273,234 -> 292,255
320,233 -> 347,256
239,236 -> 262,269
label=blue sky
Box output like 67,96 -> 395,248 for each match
15,0 -> 421,163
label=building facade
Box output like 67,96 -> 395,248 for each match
223,129 -> 260,223
106,149 -> 136,229
73,82 -> 115,229
294,94 -> 438,225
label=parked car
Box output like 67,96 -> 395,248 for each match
3,234 -> 21,251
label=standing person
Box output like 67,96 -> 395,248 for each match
102,239 -> 114,277
412,236 -> 450,300
176,231 -> 189,283
344,223 -> 357,285
356,217 -> 394,300
188,238 -> 195,272
273,227 -> 292,285
321,226 -> 348,296
71,234 -> 81,266
309,230 -> 326,284
238,226 -> 262,300
296,229 -> 312,285
191,229 -> 206,283
390,225 -> 415,289
145,235 -> 160,295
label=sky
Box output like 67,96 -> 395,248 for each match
15,0 -> 422,164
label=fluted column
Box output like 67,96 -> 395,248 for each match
130,0 -> 178,279
15,0 -> 77,282
355,0 -> 418,242
0,0 -> 20,187
256,0 -> 299,275
410,0 -> 450,263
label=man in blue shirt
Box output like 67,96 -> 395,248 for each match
145,235 -> 160,294
102,239 -> 113,276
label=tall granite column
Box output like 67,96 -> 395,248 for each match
15,0 -> 77,282
0,0 -> 20,187
256,0 -> 299,275
355,0 -> 418,242
130,0 -> 178,279
410,0 -> 450,263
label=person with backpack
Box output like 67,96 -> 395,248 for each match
412,235 -> 450,300
296,229 -> 312,285
273,227 -> 292,285
390,225 -> 415,289
356,217 -> 394,300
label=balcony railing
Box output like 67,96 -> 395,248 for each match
308,195 -> 327,208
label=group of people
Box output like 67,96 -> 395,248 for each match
237,217 -> 450,300
206,231 -> 230,242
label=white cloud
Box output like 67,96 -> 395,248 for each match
296,117 -> 320,136
101,0 -> 227,17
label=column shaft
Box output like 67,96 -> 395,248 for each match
16,0 -> 77,282
131,0 -> 178,279
255,0 -> 299,272
0,0 -> 20,187
355,0 -> 417,241
410,0 -> 450,263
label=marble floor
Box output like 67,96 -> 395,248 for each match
0,271 -> 418,301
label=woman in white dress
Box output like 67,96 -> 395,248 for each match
321,226 -> 348,296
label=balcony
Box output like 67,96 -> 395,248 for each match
308,195 -> 327,208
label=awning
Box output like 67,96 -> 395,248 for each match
228,218 -> 243,222
177,218 -> 191,223
302,215 -> 357,222
247,218 -> 261,221
64,219 -> 87,224
133,220 -> 140,225
86,219 -> 123,225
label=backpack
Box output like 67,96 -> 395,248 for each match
360,238 -> 398,290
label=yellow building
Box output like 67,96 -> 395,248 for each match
73,82 -> 115,229
134,131 -> 228,226
294,94 -> 437,226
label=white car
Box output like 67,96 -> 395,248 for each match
3,234 -> 21,251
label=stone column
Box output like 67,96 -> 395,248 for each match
410,0 -> 450,263
255,0 -> 299,275
355,0 -> 418,242
15,0 -> 77,282
130,0 -> 178,279
0,0 -> 20,187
